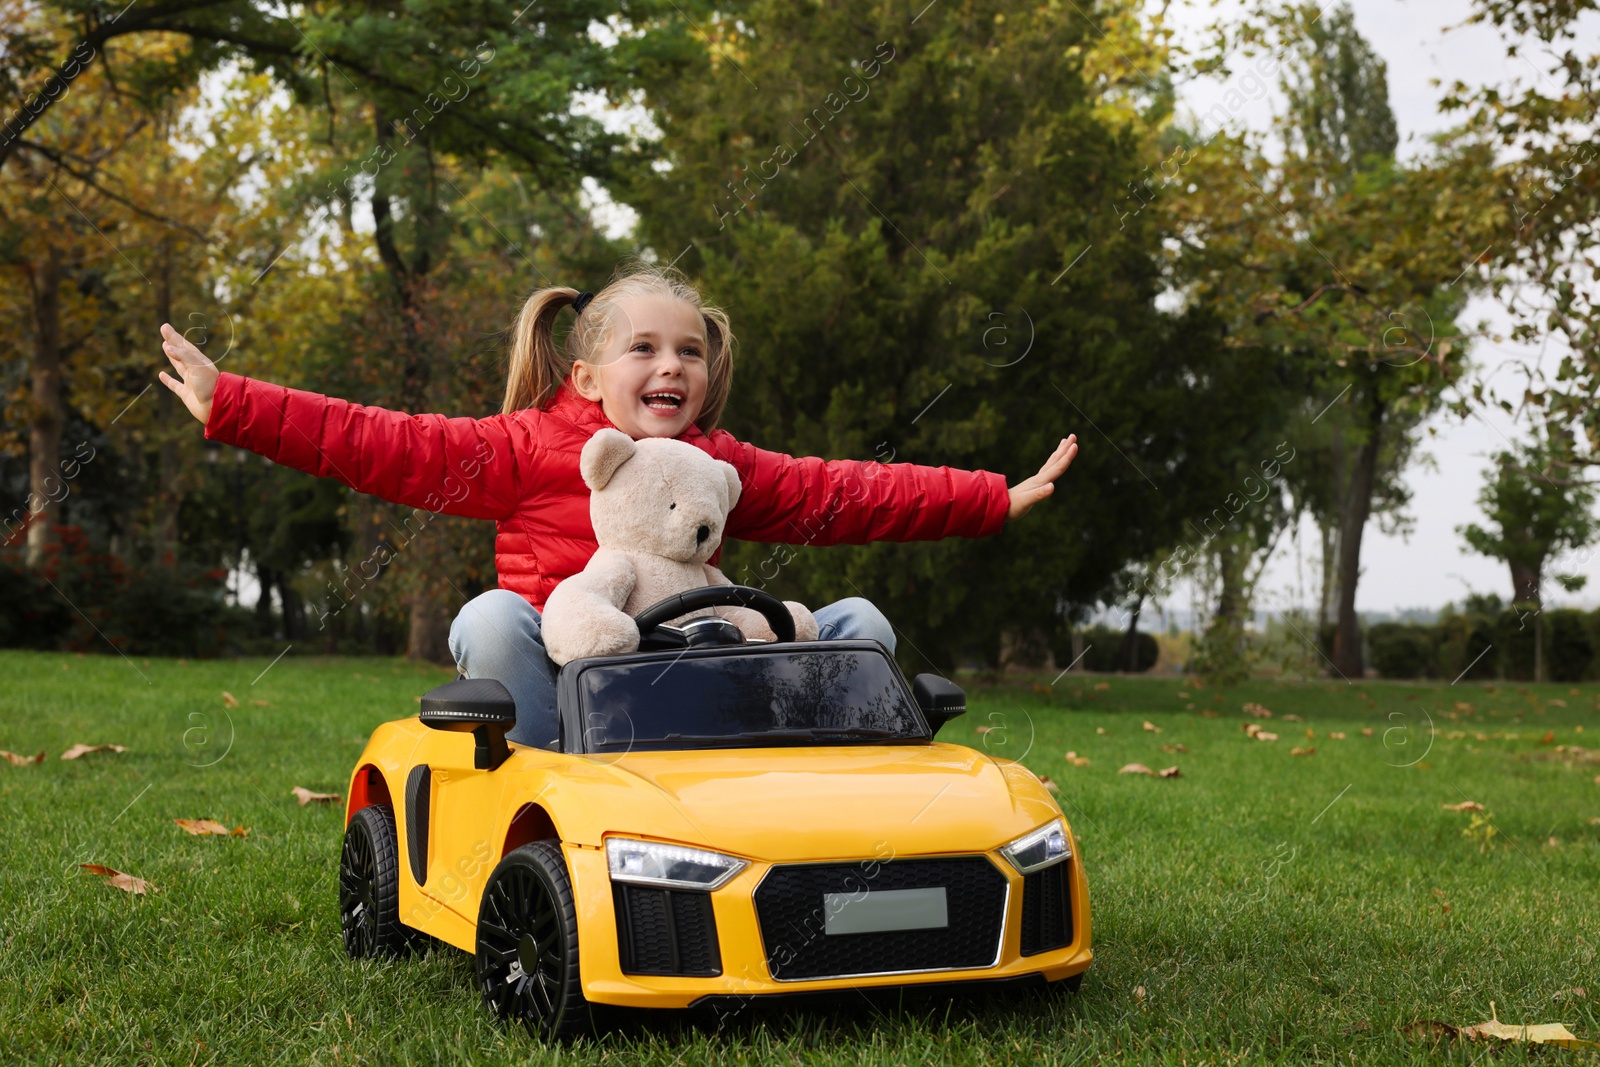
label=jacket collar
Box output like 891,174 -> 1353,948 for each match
543,379 -> 709,445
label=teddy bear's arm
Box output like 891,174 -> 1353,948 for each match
543,549 -> 641,665
700,564 -> 818,643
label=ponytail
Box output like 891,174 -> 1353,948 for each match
501,263 -> 737,432
502,286 -> 582,415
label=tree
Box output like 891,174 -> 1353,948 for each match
1444,0 -> 1600,468
622,0 -> 1266,668
1458,429 -> 1596,681
1170,2 -> 1503,678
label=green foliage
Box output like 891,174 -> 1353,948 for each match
1436,609 -> 1497,682
1366,622 -> 1436,680
0,528 -> 257,656
1069,627 -> 1159,674
1458,432 -> 1597,603
1544,607 -> 1595,683
625,0 -> 1256,668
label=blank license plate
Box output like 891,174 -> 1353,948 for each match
823,887 -> 949,935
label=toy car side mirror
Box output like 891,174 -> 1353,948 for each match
912,674 -> 966,737
419,678 -> 517,771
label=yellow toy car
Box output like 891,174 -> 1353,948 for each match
338,585 -> 1091,1038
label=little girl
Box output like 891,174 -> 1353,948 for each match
159,265 -> 1078,749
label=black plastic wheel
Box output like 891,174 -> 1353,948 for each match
475,841 -> 595,1040
338,805 -> 413,959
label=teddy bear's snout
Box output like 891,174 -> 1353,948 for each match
695,524 -> 711,545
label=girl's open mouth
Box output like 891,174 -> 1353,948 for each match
642,392 -> 684,412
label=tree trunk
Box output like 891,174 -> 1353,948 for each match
1332,385 -> 1384,679
154,235 -> 182,563
1118,595 -> 1144,672
1316,516 -> 1336,629
1508,559 -> 1542,682
25,248 -> 64,567
407,590 -> 452,664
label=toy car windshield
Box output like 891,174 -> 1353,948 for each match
571,645 -> 930,753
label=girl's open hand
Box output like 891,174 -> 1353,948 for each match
158,323 -> 219,425
1007,435 -> 1078,522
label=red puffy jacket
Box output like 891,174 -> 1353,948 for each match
204,372 -> 1010,611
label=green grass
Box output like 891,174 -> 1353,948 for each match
2,649 -> 1597,1065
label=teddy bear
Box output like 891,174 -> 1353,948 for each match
541,428 -> 820,665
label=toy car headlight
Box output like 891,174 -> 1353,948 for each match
605,837 -> 748,891
1000,818 -> 1071,874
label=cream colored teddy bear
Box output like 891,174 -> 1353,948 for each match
542,428 -> 819,665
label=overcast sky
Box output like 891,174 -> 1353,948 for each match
1159,0 -> 1598,618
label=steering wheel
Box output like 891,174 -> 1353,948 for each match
633,585 -> 796,649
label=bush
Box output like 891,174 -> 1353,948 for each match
1437,612 -> 1496,682
0,555 -> 73,649
1496,606 -> 1539,680
1061,626 -> 1158,673
0,527 -> 257,656
1545,608 -> 1594,682
1368,622 -> 1437,679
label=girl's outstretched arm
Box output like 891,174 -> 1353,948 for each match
713,434 -> 1078,547
159,324 -> 528,520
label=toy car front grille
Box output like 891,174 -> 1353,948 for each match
612,885 -> 722,977
753,857 -> 1008,981
1019,861 -> 1072,956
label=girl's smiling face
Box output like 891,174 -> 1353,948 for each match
570,294 -> 709,439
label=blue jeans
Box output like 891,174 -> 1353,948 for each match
447,589 -> 897,750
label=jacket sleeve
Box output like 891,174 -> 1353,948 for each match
714,433 -> 1011,545
203,372 -> 527,520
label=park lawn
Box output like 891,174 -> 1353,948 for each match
0,649 -> 1597,1065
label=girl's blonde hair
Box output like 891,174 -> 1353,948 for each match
502,263 -> 735,431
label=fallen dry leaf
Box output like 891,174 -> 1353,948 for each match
291,786 -> 341,806
1157,766 -> 1182,778
1329,731 -> 1347,740
250,699 -> 271,707
1064,751 -> 1091,767
1119,763 -> 1155,776
1243,703 -> 1273,719
974,725 -> 994,735
1541,731 -> 1556,744
1361,728 -> 1374,737
79,863 -> 155,895
1160,743 -> 1188,753
1096,727 -> 1107,735
1038,775 -> 1059,793
222,691 -> 239,708
1133,985 -> 1147,1002
1442,801 -> 1485,812
1094,682 -> 1110,691
174,819 -> 248,837
1283,714 -> 1303,722
1457,1005 -> 1600,1048
1256,731 -> 1279,742
1143,720 -> 1162,733
1199,709 -> 1219,718
1589,817 -> 1600,825
1549,699 -> 1567,708
1,749 -> 45,766
1553,988 -> 1587,1002
61,743 -> 126,761
1290,746 -> 1316,757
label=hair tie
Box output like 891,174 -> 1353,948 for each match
572,290 -> 595,314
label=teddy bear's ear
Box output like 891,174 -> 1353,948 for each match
719,460 -> 742,510
580,429 -> 637,490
